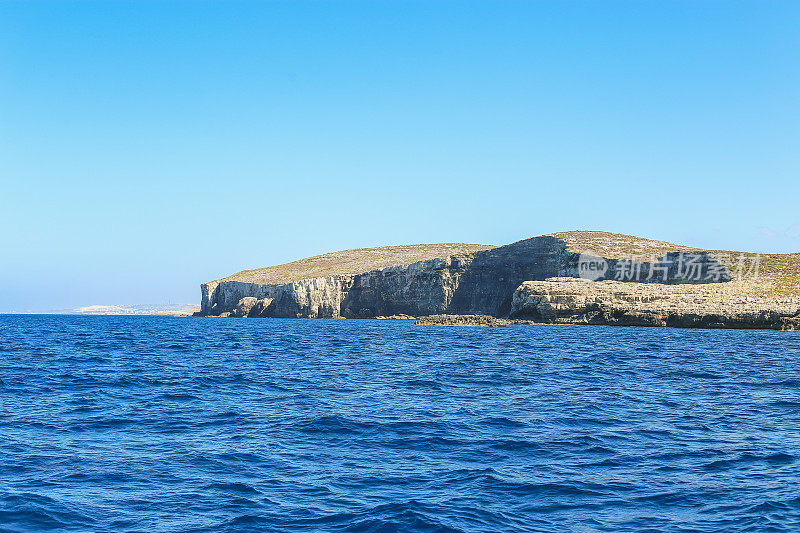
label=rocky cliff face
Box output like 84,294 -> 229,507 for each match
199,233 -> 735,319
201,255 -> 476,318
509,278 -> 800,330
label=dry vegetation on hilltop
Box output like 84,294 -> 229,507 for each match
221,243 -> 496,285
551,230 -> 800,296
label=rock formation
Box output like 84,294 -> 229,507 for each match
198,231 -> 800,330
509,277 -> 800,330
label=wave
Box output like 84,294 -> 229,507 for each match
3,315 -> 800,531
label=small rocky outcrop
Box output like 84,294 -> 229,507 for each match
415,315 -> 517,327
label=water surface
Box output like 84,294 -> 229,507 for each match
2,315 -> 800,532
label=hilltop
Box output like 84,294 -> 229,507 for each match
218,243 -> 495,285
550,231 -> 800,295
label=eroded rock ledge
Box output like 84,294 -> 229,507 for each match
508,278 -> 800,330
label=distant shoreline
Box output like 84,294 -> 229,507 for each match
4,306 -> 200,317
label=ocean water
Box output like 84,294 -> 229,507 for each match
2,316 -> 800,532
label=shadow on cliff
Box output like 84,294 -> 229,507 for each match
446,236 -> 570,316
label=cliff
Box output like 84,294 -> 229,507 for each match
200,243 -> 494,318
510,277 -> 800,330
198,231 -> 800,328
198,231 -> 800,329
199,235 -> 611,318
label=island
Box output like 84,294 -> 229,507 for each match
197,231 -> 800,330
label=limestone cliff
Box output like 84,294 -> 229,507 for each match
200,236 -> 575,318
509,277 -> 800,330
199,232 -> 766,321
202,255 -> 475,319
200,243 -> 492,318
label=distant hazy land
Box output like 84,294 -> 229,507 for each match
11,304 -> 200,316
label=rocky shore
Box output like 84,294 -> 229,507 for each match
414,315 -> 530,327
198,231 -> 800,330
414,278 -> 800,330
510,278 -> 800,330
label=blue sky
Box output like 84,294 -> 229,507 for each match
1,1 -> 798,312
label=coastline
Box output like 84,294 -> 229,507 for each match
194,231 -> 800,331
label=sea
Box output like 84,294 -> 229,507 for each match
2,315 -> 800,532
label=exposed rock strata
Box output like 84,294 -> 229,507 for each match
509,278 -> 800,330
202,255 -> 476,318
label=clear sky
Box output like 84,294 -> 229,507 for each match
1,1 -> 798,312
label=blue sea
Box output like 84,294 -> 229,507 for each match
2,315 -> 800,532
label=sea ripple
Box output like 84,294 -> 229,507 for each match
1,315 -> 800,532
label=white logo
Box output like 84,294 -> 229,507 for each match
577,253 -> 608,281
